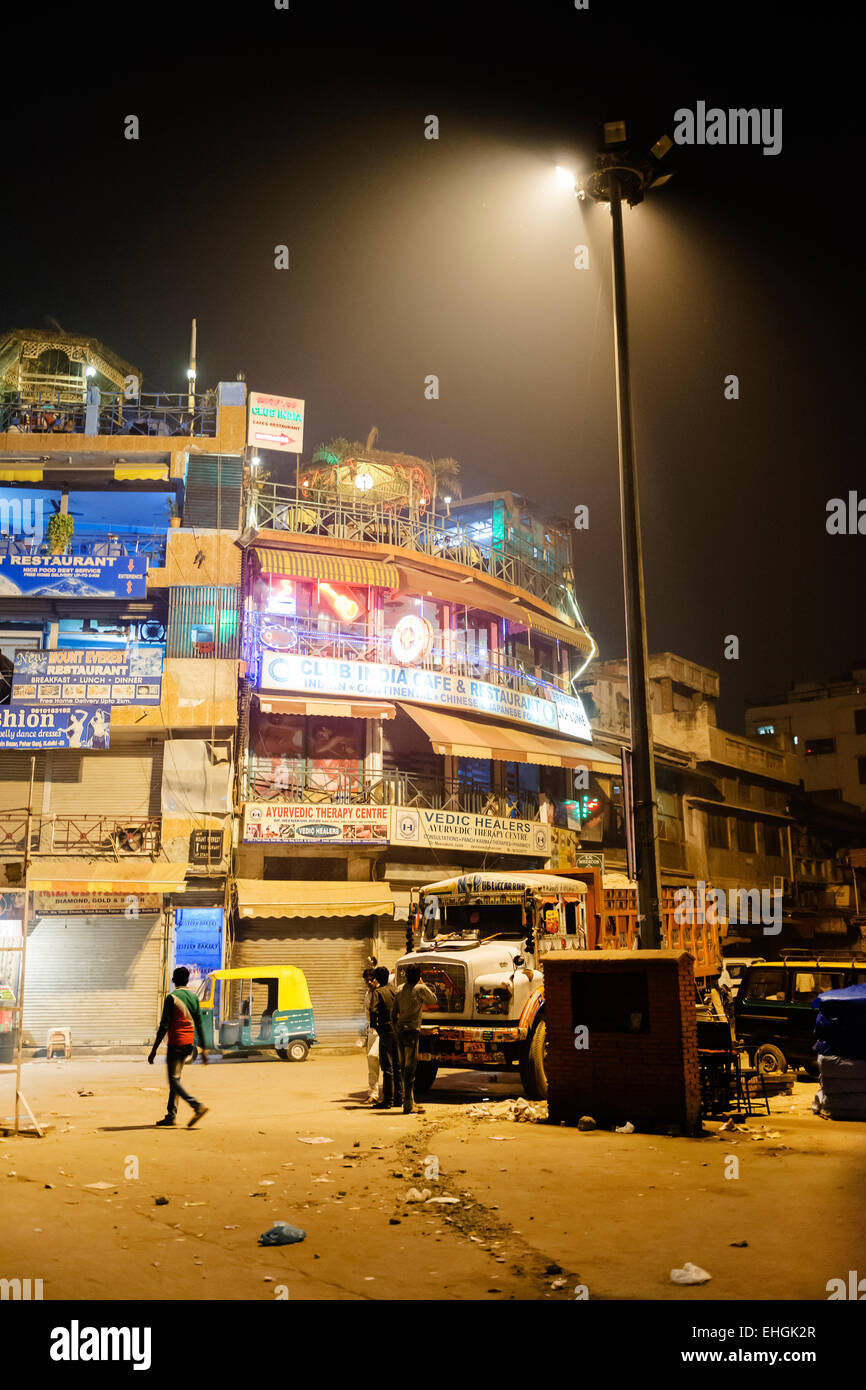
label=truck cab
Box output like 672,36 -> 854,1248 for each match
395,872 -> 588,1098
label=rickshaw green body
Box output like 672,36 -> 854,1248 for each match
199,966 -> 317,1059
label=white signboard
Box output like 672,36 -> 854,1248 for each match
258,653 -> 592,741
391,807 -> 550,857
243,801 -> 389,845
248,392 -> 305,454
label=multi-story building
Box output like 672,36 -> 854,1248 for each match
0,328 -> 243,1050
577,653 -> 865,952
233,453 -> 620,1040
746,668 -> 866,813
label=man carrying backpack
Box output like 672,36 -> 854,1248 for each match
148,966 -> 209,1127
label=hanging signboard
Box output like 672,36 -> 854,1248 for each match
173,907 -> 224,997
11,646 -> 163,707
258,652 -> 592,741
248,392 -> 305,454
243,801 -> 390,845
391,807 -> 550,857
188,829 -> 226,865
0,553 -> 148,599
0,704 -> 110,749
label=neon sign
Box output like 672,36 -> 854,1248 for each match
318,583 -> 363,624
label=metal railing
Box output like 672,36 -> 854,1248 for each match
0,815 -> 161,856
242,767 -> 541,819
1,390 -> 217,438
250,613 -> 573,699
247,482 -> 574,612
0,530 -> 167,565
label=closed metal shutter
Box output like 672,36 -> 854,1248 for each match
22,913 -> 165,1046
0,752 -> 46,812
46,746 -> 163,817
233,918 -> 373,1043
183,454 -> 243,531
378,926 -> 411,967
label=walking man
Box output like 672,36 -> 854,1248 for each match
148,966 -> 209,1127
391,964 -> 436,1114
370,967 -> 402,1109
362,964 -> 381,1105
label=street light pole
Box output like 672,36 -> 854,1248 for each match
574,131 -> 670,949
607,172 -> 662,949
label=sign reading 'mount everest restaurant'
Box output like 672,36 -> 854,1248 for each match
258,653 -> 592,741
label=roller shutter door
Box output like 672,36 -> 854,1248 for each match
0,752 -> 46,812
22,913 -> 165,1047
233,918 -> 374,1043
46,746 -> 163,818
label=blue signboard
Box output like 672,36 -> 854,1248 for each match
173,908 -> 224,998
0,553 -> 148,599
0,704 -> 111,749
11,645 -> 163,707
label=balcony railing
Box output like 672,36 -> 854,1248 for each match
1,390 -> 217,438
249,613 -> 573,699
0,530 -> 167,566
0,815 -> 162,856
247,482 -> 575,613
242,768 -> 543,820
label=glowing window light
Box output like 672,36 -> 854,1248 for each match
319,582 -> 362,623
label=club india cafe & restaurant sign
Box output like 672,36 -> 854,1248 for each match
258,652 -> 592,741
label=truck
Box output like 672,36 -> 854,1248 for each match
396,868 -> 722,1099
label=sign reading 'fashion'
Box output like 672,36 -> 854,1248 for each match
258,653 -> 592,741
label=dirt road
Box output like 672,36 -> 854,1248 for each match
3,1052 -> 864,1301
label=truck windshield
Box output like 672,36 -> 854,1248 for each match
422,902 -> 524,940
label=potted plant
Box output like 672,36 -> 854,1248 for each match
166,498 -> 182,528
46,512 -> 74,555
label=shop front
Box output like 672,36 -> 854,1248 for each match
21,861 -> 187,1049
233,880 -> 394,1044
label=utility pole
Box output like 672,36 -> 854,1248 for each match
576,122 -> 673,949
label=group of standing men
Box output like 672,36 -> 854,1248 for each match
363,963 -> 436,1114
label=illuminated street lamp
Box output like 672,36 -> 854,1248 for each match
562,120 -> 674,950
443,493 -> 452,517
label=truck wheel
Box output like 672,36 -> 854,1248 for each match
276,1040 -> 309,1062
754,1044 -> 787,1075
519,1019 -> 548,1100
413,1062 -> 439,1094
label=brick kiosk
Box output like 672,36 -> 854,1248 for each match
543,950 -> 701,1134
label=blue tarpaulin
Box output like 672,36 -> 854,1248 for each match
812,983 -> 866,1059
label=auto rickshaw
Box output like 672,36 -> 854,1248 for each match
199,967 -> 317,1061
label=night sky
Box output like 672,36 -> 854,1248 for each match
2,3 -> 859,727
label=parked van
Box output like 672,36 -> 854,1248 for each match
734,955 -> 866,1074
723,956 -> 765,999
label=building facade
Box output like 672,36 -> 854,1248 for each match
746,668 -> 866,814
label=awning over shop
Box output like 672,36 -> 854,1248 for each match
0,468 -> 44,482
26,861 -> 188,893
254,547 -> 399,590
236,880 -> 394,920
514,607 -> 595,653
113,463 -> 169,482
256,695 -> 396,719
399,704 -> 622,772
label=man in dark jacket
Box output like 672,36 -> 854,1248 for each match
391,964 -> 436,1114
148,967 -> 209,1127
370,967 -> 402,1109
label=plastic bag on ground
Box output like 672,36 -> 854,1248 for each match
258,1222 -> 306,1246
670,1262 -> 711,1285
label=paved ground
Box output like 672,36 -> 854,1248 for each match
2,1052 -> 864,1301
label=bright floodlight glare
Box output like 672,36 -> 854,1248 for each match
443,494 -> 452,505
186,368 -> 196,379
555,165 -> 576,191
250,455 -> 261,466
84,365 -> 96,377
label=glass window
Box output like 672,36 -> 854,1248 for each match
743,969 -> 787,1002
707,813 -> 729,849
736,818 -> 755,853
763,823 -> 782,857
854,708 -> 866,735
805,737 -> 835,756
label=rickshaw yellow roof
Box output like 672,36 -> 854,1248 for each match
207,966 -> 307,980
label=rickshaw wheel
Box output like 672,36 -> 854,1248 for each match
277,1040 -> 310,1062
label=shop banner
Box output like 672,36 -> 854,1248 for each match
0,704 -> 110,749
391,807 -> 550,857
0,553 -> 148,598
11,645 -> 163,707
173,907 -> 224,997
243,801 -> 390,845
248,391 -> 305,454
259,652 -> 592,741
34,892 -> 161,915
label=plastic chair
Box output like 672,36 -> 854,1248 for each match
46,1027 -> 71,1059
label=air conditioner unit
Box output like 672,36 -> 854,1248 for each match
773,875 -> 789,895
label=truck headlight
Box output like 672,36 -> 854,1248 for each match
474,987 -> 512,1015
